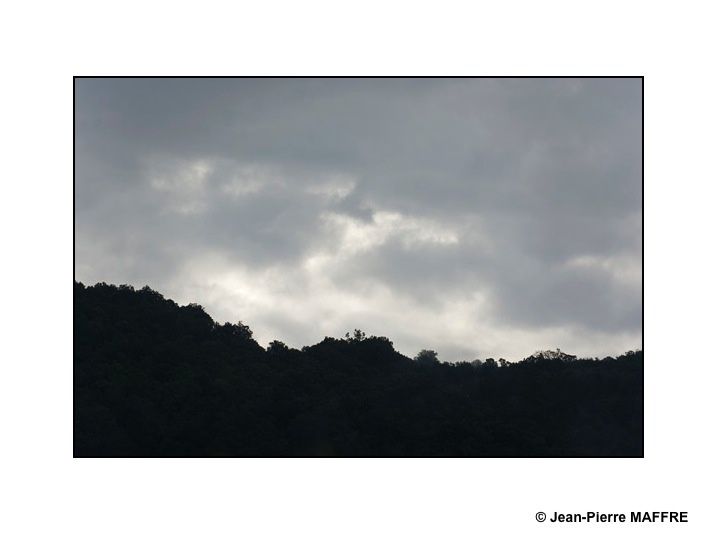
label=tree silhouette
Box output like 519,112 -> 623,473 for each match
414,349 -> 439,366
74,281 -> 643,457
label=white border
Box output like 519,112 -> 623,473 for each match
3,0 -> 719,538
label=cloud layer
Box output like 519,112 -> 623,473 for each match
75,78 -> 641,361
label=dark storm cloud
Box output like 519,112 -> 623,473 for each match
75,77 -> 641,361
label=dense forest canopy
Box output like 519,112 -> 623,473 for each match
74,281 -> 642,457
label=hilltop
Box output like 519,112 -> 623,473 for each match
74,281 -> 643,456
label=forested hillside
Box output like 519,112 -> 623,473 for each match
74,282 -> 643,457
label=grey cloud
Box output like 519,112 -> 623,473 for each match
75,77 -> 641,362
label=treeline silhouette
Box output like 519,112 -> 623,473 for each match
74,282 -> 643,457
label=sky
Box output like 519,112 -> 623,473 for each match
74,77 -> 641,362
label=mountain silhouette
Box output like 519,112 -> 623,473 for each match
74,281 -> 643,457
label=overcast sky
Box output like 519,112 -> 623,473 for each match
75,77 -> 641,362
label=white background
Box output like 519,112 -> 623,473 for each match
2,1 -> 719,538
